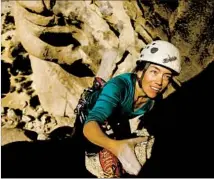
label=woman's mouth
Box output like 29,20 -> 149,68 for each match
151,86 -> 161,93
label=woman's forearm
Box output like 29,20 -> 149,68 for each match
83,121 -> 116,151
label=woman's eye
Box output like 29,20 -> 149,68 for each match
164,75 -> 172,80
151,70 -> 158,75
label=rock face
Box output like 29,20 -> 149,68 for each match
1,0 -> 214,177
30,55 -> 92,117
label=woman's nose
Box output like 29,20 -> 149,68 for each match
155,74 -> 163,85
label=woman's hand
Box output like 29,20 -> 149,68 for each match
109,137 -> 149,175
83,121 -> 149,175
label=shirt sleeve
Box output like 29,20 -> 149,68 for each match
84,77 -> 124,125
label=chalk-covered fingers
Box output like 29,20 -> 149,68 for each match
117,143 -> 141,175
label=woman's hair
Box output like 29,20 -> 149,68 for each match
132,60 -> 150,73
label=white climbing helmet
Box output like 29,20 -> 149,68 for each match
139,40 -> 181,74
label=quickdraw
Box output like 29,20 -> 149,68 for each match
74,77 -> 106,124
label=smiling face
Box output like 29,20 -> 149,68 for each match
141,64 -> 172,99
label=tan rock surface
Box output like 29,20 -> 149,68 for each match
1,128 -> 32,146
30,55 -> 93,117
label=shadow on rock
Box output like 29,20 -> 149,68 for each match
138,61 -> 214,177
1,60 -> 11,97
1,126 -> 95,178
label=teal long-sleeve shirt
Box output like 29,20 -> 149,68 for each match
84,73 -> 154,125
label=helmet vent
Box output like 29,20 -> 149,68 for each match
151,47 -> 158,53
